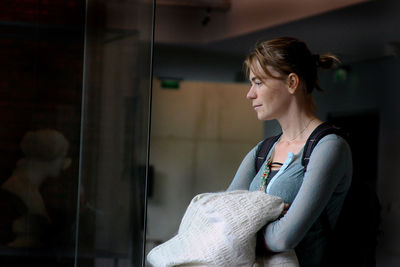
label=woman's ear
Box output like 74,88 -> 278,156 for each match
287,73 -> 299,94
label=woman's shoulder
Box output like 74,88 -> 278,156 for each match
254,134 -> 282,152
316,133 -> 348,146
313,133 -> 352,159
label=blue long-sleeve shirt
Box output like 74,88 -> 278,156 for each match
227,134 -> 352,266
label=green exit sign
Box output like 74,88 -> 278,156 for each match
161,79 -> 180,89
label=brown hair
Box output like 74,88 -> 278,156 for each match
244,37 -> 340,94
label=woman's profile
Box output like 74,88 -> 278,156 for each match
227,37 -> 353,266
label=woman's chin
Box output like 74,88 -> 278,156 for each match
256,113 -> 272,121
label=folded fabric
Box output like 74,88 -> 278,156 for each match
254,250 -> 299,267
147,190 -> 285,267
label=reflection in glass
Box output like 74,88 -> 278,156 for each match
0,0 -> 154,266
2,130 -> 71,248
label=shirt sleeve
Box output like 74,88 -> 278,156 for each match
263,135 -> 352,251
226,142 -> 261,191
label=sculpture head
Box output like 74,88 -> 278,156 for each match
19,129 -> 71,178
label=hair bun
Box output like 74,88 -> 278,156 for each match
318,53 -> 341,69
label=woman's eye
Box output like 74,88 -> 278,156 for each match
250,79 -> 263,86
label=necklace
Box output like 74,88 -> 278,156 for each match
259,156 -> 272,191
282,118 -> 316,143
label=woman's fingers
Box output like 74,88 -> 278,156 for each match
281,203 -> 290,216
278,203 -> 290,219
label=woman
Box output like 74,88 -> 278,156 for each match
227,37 -> 352,266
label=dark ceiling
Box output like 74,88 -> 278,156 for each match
161,0 -> 400,64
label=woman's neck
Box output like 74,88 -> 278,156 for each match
277,105 -> 320,143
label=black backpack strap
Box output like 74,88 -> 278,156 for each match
256,122 -> 345,173
255,134 -> 282,172
302,122 -> 344,171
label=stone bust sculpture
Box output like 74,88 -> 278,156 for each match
1,129 -> 71,248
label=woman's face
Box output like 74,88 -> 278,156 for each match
246,64 -> 292,121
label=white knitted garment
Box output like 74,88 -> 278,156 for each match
147,190 -> 284,267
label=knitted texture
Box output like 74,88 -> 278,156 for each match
147,190 -> 284,267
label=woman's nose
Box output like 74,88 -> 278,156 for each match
247,86 -> 256,99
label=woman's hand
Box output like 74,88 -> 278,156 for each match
279,203 -> 290,219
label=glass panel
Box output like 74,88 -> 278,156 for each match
0,1 -> 86,266
0,0 -> 154,266
78,0 -> 153,266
